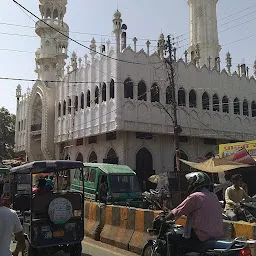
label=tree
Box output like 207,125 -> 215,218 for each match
0,107 -> 16,160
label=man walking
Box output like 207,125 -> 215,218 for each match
0,187 -> 25,256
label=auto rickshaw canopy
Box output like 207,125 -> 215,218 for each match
11,160 -> 84,174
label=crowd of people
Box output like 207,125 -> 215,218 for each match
33,175 -> 54,194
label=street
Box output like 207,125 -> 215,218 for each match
10,237 -> 137,256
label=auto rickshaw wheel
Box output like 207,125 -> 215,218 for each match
70,242 -> 82,256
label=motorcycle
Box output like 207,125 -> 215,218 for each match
142,211 -> 255,256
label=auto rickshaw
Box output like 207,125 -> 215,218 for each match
11,160 -> 85,256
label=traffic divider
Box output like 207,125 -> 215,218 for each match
84,201 -> 105,241
129,209 -> 159,254
100,205 -> 136,251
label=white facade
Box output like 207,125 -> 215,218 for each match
15,0 -> 256,189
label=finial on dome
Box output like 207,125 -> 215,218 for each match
113,9 -> 121,19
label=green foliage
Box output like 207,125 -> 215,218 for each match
0,107 -> 16,159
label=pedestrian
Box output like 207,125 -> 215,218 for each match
0,187 -> 25,256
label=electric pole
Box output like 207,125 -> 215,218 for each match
165,35 -> 182,193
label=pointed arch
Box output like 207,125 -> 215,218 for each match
104,148 -> 118,164
75,95 -> 78,111
252,101 -> 256,117
136,147 -> 154,190
76,153 -> 84,162
88,151 -> 97,163
124,78 -> 133,99
58,102 -> 61,117
234,97 -> 240,115
243,99 -> 249,116
178,88 -> 186,106
212,93 -> 219,112
222,96 -> 229,113
63,100 -> 66,115
81,93 -> 84,109
53,9 -> 58,19
166,86 -> 173,105
102,83 -> 106,102
202,92 -> 210,110
95,86 -> 99,104
189,89 -> 197,108
151,83 -> 159,102
110,79 -> 115,99
46,8 -> 51,18
68,97 -> 71,114
87,90 -> 91,107
138,81 -> 147,101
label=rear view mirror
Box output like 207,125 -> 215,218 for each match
13,194 -> 30,211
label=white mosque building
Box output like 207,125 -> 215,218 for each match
15,0 -> 256,190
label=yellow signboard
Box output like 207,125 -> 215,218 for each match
219,140 -> 256,158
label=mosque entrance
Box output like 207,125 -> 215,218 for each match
136,147 -> 155,191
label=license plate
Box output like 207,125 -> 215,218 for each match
53,230 -> 64,237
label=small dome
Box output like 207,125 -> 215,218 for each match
113,9 -> 121,19
159,33 -> 165,40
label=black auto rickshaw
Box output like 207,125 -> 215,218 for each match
11,160 -> 85,256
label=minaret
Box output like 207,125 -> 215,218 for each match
35,0 -> 69,82
187,0 -> 221,67
113,9 -> 122,53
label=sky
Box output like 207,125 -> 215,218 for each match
0,0 -> 256,114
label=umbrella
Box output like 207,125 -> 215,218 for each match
180,158 -> 251,173
148,175 -> 160,184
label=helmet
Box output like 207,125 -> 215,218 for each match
185,172 -> 212,194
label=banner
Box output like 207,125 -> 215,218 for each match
219,140 -> 256,158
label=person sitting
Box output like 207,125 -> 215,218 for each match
46,175 -> 54,191
164,172 -> 223,254
224,174 -> 250,221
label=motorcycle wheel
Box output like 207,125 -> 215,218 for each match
141,242 -> 161,256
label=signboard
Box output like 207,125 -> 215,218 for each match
219,140 -> 256,158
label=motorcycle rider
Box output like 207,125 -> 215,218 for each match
164,172 -> 223,254
225,174 -> 250,221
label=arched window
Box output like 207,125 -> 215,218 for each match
151,83 -> 159,102
68,97 -> 71,114
76,153 -> 83,162
81,93 -> 84,109
53,9 -> 58,19
234,98 -> 240,115
58,102 -> 61,117
178,88 -> 186,107
166,86 -> 173,105
63,100 -> 66,115
87,90 -> 90,107
202,92 -> 210,110
46,8 -> 51,18
75,96 -> 78,111
110,79 -> 115,99
252,101 -> 256,117
89,151 -> 97,163
212,94 -> 219,112
189,90 -> 196,108
102,83 -> 106,102
222,96 -> 229,113
104,148 -> 118,164
95,86 -> 99,104
124,78 -> 133,99
138,81 -> 147,101
243,99 -> 249,116
18,121 -> 21,131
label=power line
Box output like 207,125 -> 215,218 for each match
13,0 -> 162,66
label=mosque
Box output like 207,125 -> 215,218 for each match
15,0 -> 256,190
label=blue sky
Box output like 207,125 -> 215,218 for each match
0,0 -> 256,113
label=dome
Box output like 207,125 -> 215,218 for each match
159,33 -> 165,40
113,9 -> 121,19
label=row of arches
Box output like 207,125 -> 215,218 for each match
178,88 -> 256,117
44,7 -> 63,20
58,80 -> 115,117
75,148 -> 118,164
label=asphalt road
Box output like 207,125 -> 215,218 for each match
10,238 -> 137,256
